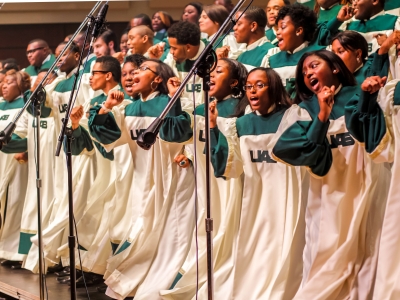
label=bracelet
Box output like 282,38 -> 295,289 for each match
101,101 -> 112,113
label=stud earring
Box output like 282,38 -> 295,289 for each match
357,57 -> 360,63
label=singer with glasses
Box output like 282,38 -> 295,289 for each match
207,67 -> 308,300
77,58 -> 195,299
23,39 -> 55,86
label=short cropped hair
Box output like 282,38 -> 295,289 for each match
95,56 -> 122,83
168,21 -> 201,46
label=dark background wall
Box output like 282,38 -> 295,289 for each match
0,22 -> 128,69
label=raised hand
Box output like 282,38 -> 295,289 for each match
148,42 -> 165,59
167,77 -> 181,97
14,152 -> 28,164
317,85 -> 335,123
216,46 -> 230,60
361,76 -> 387,94
174,154 -> 190,168
209,100 -> 218,128
70,105 -> 84,129
105,90 -> 125,108
378,30 -> 400,54
337,5 -> 354,22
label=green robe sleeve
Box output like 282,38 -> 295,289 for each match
273,118 -> 332,177
160,97 -> 193,143
210,126 -> 230,178
1,133 -> 28,154
345,90 -> 387,154
88,105 -> 121,145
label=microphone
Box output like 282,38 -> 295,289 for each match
90,3 -> 109,46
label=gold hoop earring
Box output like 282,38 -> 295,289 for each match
150,81 -> 158,90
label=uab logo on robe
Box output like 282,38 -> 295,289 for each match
130,129 -> 145,140
0,115 -> 9,121
32,120 -> 48,129
186,84 -> 201,93
59,104 -> 68,114
329,132 -> 355,148
250,150 -> 277,163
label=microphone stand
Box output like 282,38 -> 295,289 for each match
136,0 -> 250,298
55,2 -> 108,300
0,2 -> 102,300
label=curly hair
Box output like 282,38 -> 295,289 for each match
220,58 -> 248,99
168,21 -> 200,46
4,69 -> 31,95
276,3 -> 317,42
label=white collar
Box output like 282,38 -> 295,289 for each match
354,63 -> 364,73
320,3 -> 340,10
190,40 -> 206,61
66,67 -> 78,79
334,84 -> 342,95
141,91 -> 160,102
247,36 -> 269,51
42,54 -> 51,64
287,41 -> 309,54
255,103 -> 276,115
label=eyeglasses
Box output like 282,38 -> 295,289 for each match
26,47 -> 45,56
91,70 -> 111,76
243,83 -> 268,91
137,65 -> 159,75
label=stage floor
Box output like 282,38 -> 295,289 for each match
0,266 -> 111,300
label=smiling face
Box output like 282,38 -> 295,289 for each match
122,62 -> 137,97
354,0 -> 375,20
331,39 -> 361,74
182,5 -> 200,23
2,75 -> 21,102
302,54 -> 339,94
246,70 -> 271,114
127,28 -> 147,55
199,10 -> 220,36
209,60 -> 236,100
266,0 -> 285,28
276,16 -> 303,52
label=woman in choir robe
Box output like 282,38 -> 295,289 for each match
206,67 -> 309,300
272,50 -> 391,299
83,59 -> 194,300
0,70 -> 30,267
344,76 -> 400,300
264,0 -> 290,46
152,11 -> 173,43
262,4 -> 340,98
160,58 -> 248,300
331,30 -> 394,84
199,5 -> 245,59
